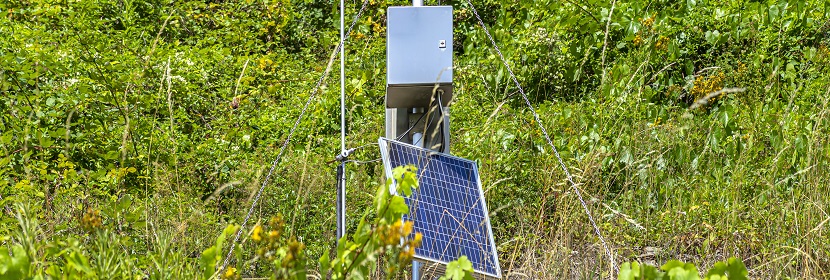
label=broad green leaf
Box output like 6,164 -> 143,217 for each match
0,245 -> 29,279
723,258 -> 748,280
376,179 -> 391,213
440,256 -> 475,280
387,196 -> 409,218
618,262 -> 639,280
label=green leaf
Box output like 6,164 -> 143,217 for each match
386,196 -> 409,220
440,256 -> 475,280
618,262 -> 639,280
0,245 -> 30,279
769,5 -> 780,23
686,0 -> 696,10
704,257 -> 748,280
705,260 -> 728,278
319,252 -> 331,274
66,250 -> 93,275
200,224 -> 238,279
661,260 -> 699,280
375,179 -> 391,213
117,195 -> 132,211
391,165 -> 418,196
643,264 -> 665,279
199,246 -> 220,279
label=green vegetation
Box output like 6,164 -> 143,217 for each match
618,258 -> 747,280
2,0 -> 829,279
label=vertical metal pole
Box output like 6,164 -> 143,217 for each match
411,6 -> 422,280
337,0 -> 346,244
340,0 -> 346,155
336,162 -> 345,241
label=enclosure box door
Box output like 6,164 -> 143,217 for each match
386,6 -> 453,109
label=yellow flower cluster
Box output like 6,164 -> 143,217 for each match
641,16 -> 655,29
379,220 -> 414,246
634,15 -> 668,50
372,22 -> 384,34
284,237 -> 306,264
398,232 -> 423,263
377,220 -> 423,264
737,62 -> 747,73
251,215 -> 287,261
80,208 -> 102,232
691,72 -> 726,103
252,224 -> 264,242
220,267 -> 240,280
633,34 -> 643,46
654,36 -> 670,51
648,117 -> 663,128
258,57 -> 273,71
250,215 -> 306,273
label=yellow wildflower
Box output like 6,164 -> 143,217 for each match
80,208 -> 102,232
654,36 -> 670,51
412,232 -> 423,247
221,267 -> 238,280
252,225 -> 263,242
641,16 -> 655,28
402,221 -> 414,236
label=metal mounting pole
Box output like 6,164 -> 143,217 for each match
337,0 -> 347,244
336,162 -> 345,241
411,6 -> 422,280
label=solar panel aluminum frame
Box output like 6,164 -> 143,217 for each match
378,137 -> 502,278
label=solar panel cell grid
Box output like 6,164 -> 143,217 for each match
379,138 -> 501,278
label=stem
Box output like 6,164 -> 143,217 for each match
562,0 -> 601,25
342,196 -> 394,277
599,0 -> 617,88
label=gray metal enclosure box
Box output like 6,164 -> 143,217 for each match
386,6 -> 453,108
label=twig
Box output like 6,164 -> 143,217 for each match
483,100 -> 508,127
602,203 -> 645,230
809,216 -> 829,234
4,145 -> 60,157
647,62 -> 676,84
774,164 -> 816,186
687,88 -> 746,110
695,66 -> 721,75
599,0 -> 616,87
144,10 -> 175,70
563,0 -> 601,25
0,194 -> 10,215
233,59 -> 251,97
203,181 -> 242,203
624,56 -> 649,95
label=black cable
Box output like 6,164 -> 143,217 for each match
395,108 -> 428,141
396,88 -> 448,153
435,91 -> 447,153
429,90 -> 448,153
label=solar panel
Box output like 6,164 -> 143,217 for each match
378,137 -> 501,278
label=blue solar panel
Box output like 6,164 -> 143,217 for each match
379,138 -> 501,278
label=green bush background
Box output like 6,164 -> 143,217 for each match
1,0 -> 829,278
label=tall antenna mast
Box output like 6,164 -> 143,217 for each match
409,2 -> 420,278
409,1 -> 421,277
336,0 -> 347,244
